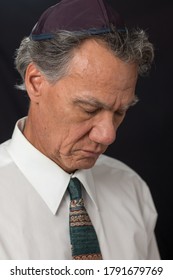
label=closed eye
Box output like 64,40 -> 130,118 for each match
84,108 -> 102,115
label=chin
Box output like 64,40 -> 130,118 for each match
54,154 -> 100,173
74,157 -> 99,170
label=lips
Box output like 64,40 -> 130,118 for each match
81,149 -> 103,157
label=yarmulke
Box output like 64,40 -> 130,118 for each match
30,0 -> 125,40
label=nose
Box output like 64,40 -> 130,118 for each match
89,115 -> 116,146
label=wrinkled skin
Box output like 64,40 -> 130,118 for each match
24,39 -> 138,173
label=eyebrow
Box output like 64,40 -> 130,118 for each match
73,95 -> 139,111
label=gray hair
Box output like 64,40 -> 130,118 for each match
15,28 -> 154,91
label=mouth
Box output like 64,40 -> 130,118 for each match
81,149 -> 103,158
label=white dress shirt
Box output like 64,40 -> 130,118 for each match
0,118 -> 160,259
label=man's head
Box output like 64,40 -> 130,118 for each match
15,0 -> 154,173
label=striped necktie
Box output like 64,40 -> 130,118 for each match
68,177 -> 102,260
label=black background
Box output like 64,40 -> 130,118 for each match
0,0 -> 172,259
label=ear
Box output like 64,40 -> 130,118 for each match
25,63 -> 45,102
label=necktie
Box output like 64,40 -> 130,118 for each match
68,177 -> 102,260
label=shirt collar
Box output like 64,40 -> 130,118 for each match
6,118 -> 98,214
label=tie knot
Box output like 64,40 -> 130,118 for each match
68,177 -> 82,200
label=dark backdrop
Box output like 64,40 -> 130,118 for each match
0,0 -> 172,259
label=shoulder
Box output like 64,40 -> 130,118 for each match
92,155 -> 158,256
93,153 -> 141,179
0,140 -> 15,193
92,154 -> 153,205
92,154 -> 157,223
0,139 -> 12,168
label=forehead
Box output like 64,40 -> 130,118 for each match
50,39 -> 138,111
68,39 -> 138,92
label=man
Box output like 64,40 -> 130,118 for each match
0,0 -> 160,259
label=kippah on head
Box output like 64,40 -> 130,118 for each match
30,0 -> 126,41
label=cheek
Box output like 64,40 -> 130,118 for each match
38,94 -> 93,149
58,122 -> 92,150
36,104 -> 65,149
39,94 -> 68,131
